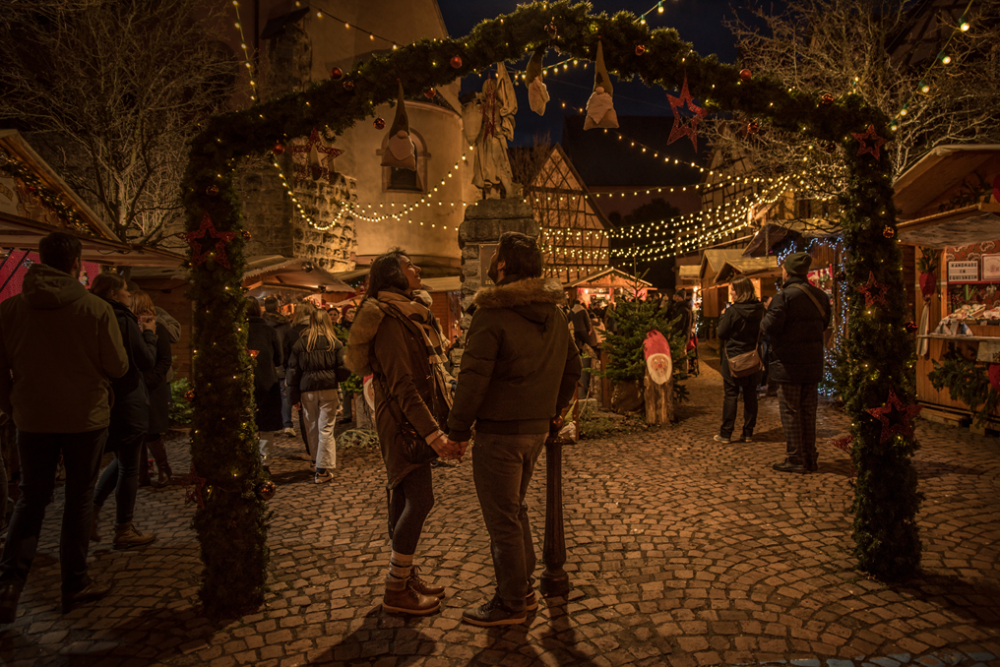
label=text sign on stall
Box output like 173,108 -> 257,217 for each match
983,254 -> 1000,282
947,260 -> 979,283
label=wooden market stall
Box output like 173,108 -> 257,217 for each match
564,267 -> 651,306
895,144 -> 1000,429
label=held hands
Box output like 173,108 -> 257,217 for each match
429,434 -> 465,461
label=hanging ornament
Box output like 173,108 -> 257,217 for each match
246,347 -> 259,359
373,117 -> 386,130
184,389 -> 195,403
883,226 -> 895,239
821,93 -> 835,106
866,390 -> 922,444
205,184 -> 219,196
635,44 -> 646,56
424,88 -> 436,99
856,271 -> 889,308
255,480 -> 277,501
242,230 -> 252,242
525,48 -> 549,116
329,67 -> 343,80
917,248 -> 939,299
739,68 -> 752,81
584,40 -> 618,131
851,124 -> 887,160
990,364 -> 1000,393
450,55 -> 463,69
544,23 -> 558,39
381,82 -> 416,171
272,142 -> 285,156
666,75 -> 707,150
904,321 -> 919,333
343,80 -> 355,91
824,143 -> 837,154
746,120 -> 760,136
185,213 -> 236,269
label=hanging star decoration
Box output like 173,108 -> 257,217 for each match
866,389 -> 922,444
246,347 -> 259,359
180,465 -> 208,509
186,213 -> 237,269
666,76 -> 708,151
851,124 -> 886,160
856,271 -> 889,308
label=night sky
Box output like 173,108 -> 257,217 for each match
436,0 -> 772,145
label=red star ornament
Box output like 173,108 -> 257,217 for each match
851,124 -> 886,160
186,213 -> 236,269
666,76 -> 708,151
866,389 -> 921,444
856,271 -> 889,308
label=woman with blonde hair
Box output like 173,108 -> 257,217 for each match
715,275 -> 765,444
284,301 -> 316,447
287,308 -> 350,483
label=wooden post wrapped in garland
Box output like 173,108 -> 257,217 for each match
182,1 -> 922,612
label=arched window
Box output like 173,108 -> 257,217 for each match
380,128 -> 427,194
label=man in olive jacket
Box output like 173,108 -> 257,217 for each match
0,233 -> 128,622
761,252 -> 831,474
448,232 -> 581,627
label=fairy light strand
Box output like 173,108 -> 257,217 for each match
231,1 -> 258,102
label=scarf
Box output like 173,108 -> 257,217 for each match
377,291 -> 454,408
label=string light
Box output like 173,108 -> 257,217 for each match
231,1 -> 257,102
304,4 -> 404,49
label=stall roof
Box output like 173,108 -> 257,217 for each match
699,249 -> 746,285
565,267 -> 652,288
242,255 -> 355,292
897,202 -> 1000,248
713,256 -> 780,285
421,276 -> 462,292
0,130 -> 184,267
677,265 -> 700,284
742,219 -> 841,258
894,144 -> 1000,219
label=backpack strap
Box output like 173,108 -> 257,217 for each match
786,283 -> 827,321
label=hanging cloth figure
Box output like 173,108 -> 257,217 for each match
584,40 -> 618,130
526,48 -> 549,116
471,63 -> 518,199
381,81 -> 416,171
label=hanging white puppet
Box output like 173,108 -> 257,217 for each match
381,81 -> 417,171
584,40 -> 619,130
525,48 -> 549,116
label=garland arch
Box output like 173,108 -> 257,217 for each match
183,0 -> 918,615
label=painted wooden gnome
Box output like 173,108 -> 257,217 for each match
381,81 -> 416,171
584,40 -> 618,130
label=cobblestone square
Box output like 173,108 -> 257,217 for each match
1,360 -> 998,667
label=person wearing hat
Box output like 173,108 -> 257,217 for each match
761,252 -> 831,473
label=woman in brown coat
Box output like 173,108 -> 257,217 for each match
345,249 -> 459,617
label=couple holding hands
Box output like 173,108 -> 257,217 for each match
345,232 -> 581,627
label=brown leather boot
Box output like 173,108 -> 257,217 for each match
407,565 -> 445,599
147,437 -> 172,487
382,585 -> 441,616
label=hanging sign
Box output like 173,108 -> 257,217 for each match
947,260 -> 979,283
982,254 -> 1000,282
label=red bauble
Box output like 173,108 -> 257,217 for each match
330,67 -> 343,80
343,80 -> 355,91
883,226 -> 895,239
374,117 -> 386,130
241,230 -> 252,241
746,120 -> 760,135
272,142 -> 285,156
824,143 -> 837,154
184,389 -> 195,403
821,93 -> 835,106
635,45 -> 646,56
450,55 -> 463,69
739,68 -> 752,81
424,88 -> 436,99
904,321 -> 919,333
206,185 -> 219,196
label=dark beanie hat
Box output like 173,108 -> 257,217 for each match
675,288 -> 687,299
783,252 -> 812,277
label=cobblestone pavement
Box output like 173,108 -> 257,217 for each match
1,360 -> 1000,667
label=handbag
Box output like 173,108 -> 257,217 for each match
723,316 -> 763,378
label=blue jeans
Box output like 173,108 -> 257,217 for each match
0,429 -> 106,594
93,425 -> 145,526
472,431 -> 546,612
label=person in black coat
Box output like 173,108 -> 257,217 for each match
129,292 -> 174,488
263,297 -> 294,436
285,302 -> 316,448
287,309 -> 350,484
247,298 -> 283,473
89,274 -> 158,549
761,252 -> 831,474
715,276 -> 764,444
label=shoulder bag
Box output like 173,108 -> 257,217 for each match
723,326 -> 763,378
786,284 -> 834,348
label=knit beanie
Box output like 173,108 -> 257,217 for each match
783,252 -> 812,277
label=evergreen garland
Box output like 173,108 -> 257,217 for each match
929,354 -> 1000,427
183,1 -> 919,609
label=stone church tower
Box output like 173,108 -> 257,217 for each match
235,0 -> 467,277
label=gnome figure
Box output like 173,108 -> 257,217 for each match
644,330 -> 673,385
381,81 -> 417,171
526,48 -> 549,116
584,40 -> 619,130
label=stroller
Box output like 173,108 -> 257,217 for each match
685,335 -> 700,377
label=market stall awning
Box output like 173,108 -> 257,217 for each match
421,276 -> 462,292
699,249 -> 745,287
896,202 -> 1000,248
894,144 -> 1000,219
713,256 -> 780,285
565,267 -> 652,288
677,265 -> 700,286
742,219 -> 841,258
242,255 -> 355,292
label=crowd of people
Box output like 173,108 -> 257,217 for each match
0,230 -> 830,628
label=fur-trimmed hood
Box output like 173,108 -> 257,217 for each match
473,277 -> 565,309
343,299 -> 384,376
